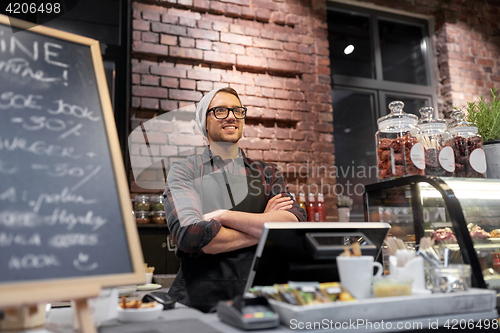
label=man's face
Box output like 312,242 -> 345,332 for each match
206,92 -> 244,144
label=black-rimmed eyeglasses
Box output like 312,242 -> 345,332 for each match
206,106 -> 247,119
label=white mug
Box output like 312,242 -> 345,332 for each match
336,255 -> 383,300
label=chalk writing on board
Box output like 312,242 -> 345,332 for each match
9,254 -> 60,269
0,208 -> 108,231
0,33 -> 70,67
73,252 -> 98,271
0,58 -> 67,83
58,123 -> 82,139
0,233 -> 41,246
0,32 -> 70,84
0,160 -> 16,174
31,164 -> 87,177
48,233 -> 98,248
43,209 -> 107,231
0,136 -> 82,158
0,187 -> 16,203
29,188 -> 97,213
0,92 -> 43,109
48,99 -> 100,121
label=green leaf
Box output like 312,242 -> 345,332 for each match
463,88 -> 500,143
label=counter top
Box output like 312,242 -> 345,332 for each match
41,306 -> 498,333
35,288 -> 499,333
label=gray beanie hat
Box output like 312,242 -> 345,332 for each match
195,87 -> 242,137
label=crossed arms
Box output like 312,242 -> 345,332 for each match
201,195 -> 298,254
164,159 -> 305,256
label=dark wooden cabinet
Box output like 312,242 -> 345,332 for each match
137,224 -> 180,274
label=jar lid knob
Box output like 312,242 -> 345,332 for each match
388,101 -> 405,115
419,106 -> 434,121
451,110 -> 465,122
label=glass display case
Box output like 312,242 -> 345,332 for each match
363,176 -> 500,295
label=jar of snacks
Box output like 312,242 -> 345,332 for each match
135,210 -> 150,224
151,210 -> 166,224
134,195 -> 150,211
376,101 -> 425,180
150,195 -> 165,211
417,107 -> 454,177
447,110 -> 486,178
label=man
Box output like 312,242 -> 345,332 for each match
164,87 -> 306,312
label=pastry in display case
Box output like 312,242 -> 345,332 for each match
363,176 -> 500,298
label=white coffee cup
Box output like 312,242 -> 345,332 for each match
336,255 -> 383,300
144,272 -> 153,284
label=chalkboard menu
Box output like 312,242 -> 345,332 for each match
0,15 -> 143,302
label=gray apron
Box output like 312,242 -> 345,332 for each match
168,158 -> 266,313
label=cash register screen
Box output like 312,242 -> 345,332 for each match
244,222 -> 391,292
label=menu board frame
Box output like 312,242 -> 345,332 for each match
0,15 -> 145,309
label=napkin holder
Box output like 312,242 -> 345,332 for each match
389,256 -> 431,294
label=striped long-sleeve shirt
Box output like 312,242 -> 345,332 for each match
164,147 -> 306,256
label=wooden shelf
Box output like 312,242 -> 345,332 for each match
136,223 -> 169,228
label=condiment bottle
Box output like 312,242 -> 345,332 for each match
376,101 -> 424,180
492,253 -> 500,274
135,210 -> 150,224
150,194 -> 165,211
307,192 -> 316,222
315,193 -> 326,222
298,192 -> 307,212
134,195 -> 150,211
447,110 -> 486,178
417,107 -> 455,176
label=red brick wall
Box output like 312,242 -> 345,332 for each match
130,0 -> 336,218
129,0 -> 500,220
435,2 -> 500,114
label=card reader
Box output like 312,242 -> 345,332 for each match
217,296 -> 280,330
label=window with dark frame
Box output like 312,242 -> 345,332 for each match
328,2 -> 438,221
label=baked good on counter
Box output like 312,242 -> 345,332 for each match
489,229 -> 500,238
433,228 -> 456,244
468,223 -> 490,240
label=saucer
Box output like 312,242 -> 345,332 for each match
137,284 -> 162,291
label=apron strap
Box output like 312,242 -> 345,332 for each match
211,158 -> 236,208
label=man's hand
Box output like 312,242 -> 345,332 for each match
264,194 -> 293,213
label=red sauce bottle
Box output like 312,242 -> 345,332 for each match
315,193 -> 326,222
493,253 -> 500,273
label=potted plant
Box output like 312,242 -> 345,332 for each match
464,88 -> 500,178
337,195 -> 353,222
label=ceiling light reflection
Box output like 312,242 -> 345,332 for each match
344,44 -> 354,55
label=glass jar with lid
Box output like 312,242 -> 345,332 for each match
417,107 -> 455,177
134,195 -> 150,211
134,210 -> 150,224
151,210 -> 166,224
447,110 -> 486,178
376,101 -> 425,180
150,195 -> 164,211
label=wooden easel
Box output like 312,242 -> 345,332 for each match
72,298 -> 98,333
0,282 -> 102,333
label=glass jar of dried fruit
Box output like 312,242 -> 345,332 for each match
376,101 -> 424,180
447,110 -> 486,178
417,107 -> 454,177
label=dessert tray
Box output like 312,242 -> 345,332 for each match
268,288 -> 496,325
